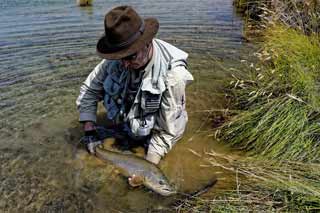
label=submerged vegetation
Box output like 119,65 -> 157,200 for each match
178,0 -> 320,211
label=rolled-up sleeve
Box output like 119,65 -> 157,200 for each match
148,66 -> 193,157
76,59 -> 108,123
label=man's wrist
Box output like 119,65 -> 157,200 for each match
146,151 -> 161,165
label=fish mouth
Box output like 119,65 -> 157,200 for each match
146,182 -> 177,196
156,187 -> 177,196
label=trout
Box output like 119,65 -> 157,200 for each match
95,147 -> 177,196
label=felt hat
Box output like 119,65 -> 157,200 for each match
97,5 -> 159,59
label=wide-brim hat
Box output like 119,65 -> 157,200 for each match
97,5 -> 159,60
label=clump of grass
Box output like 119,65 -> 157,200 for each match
219,25 -> 320,163
177,180 -> 320,212
270,0 -> 320,35
233,0 -> 272,39
234,0 -> 270,21
175,153 -> 320,212
234,0 -> 320,39
222,97 -> 320,162
263,25 -> 320,108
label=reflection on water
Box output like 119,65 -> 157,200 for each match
0,0 -> 250,212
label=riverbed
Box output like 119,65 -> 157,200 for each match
0,0 -> 252,212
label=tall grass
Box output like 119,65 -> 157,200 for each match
234,0 -> 320,39
218,23 -> 320,163
222,96 -> 320,162
264,25 -> 320,108
270,0 -> 320,35
176,1 -> 320,212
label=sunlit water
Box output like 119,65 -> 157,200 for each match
0,0 -> 252,212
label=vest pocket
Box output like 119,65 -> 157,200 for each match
141,91 -> 161,114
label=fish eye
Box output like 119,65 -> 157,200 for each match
159,180 -> 164,185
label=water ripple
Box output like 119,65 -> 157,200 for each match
0,0 -> 246,130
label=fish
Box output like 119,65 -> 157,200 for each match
95,147 -> 177,196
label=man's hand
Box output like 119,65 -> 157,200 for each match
81,122 -> 101,154
128,174 -> 144,187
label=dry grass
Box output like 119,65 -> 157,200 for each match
175,152 -> 320,212
234,0 -> 320,39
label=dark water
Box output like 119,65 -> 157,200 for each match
0,0 -> 250,212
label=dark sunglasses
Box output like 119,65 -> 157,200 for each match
121,52 -> 138,61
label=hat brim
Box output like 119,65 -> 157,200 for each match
96,18 -> 159,60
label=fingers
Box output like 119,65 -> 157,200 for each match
128,174 -> 136,181
128,174 -> 136,183
128,174 -> 143,187
87,143 -> 96,154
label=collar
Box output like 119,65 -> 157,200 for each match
140,39 -> 167,95
140,39 -> 188,95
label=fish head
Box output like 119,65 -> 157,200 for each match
144,173 -> 177,196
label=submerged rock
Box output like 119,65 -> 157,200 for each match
76,0 -> 93,7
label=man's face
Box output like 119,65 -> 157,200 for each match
121,43 -> 152,70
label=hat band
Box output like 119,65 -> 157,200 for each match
105,21 -> 145,52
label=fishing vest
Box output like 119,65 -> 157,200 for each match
103,39 -> 188,137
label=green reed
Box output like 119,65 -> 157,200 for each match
219,25 -> 320,163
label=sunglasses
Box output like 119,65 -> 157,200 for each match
121,52 -> 138,61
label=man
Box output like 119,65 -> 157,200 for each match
76,5 -> 193,165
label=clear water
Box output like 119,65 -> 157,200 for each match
0,0 -> 251,212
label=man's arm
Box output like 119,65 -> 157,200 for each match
76,59 -> 109,124
147,66 -> 193,164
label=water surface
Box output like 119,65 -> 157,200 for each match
0,0 -> 250,212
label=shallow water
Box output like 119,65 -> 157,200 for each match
0,0 -> 251,212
